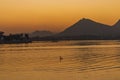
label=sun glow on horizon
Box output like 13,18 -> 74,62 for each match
0,0 -> 120,34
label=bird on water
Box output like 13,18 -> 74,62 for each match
59,56 -> 63,62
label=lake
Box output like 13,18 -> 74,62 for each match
0,40 -> 120,80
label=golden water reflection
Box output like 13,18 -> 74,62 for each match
0,40 -> 120,80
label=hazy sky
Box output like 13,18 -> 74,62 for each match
0,0 -> 120,33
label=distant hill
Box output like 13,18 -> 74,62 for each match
29,30 -> 54,38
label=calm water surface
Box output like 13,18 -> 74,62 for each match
0,40 -> 120,80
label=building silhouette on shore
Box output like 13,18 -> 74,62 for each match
0,32 -> 31,44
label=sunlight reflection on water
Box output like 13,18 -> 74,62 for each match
0,40 -> 120,80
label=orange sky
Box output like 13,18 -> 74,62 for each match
0,0 -> 120,34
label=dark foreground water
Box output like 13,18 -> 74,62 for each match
0,40 -> 120,80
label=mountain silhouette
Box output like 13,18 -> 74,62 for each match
57,18 -> 112,37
